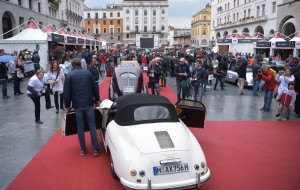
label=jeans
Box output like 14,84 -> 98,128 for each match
176,80 -> 185,100
74,106 -> 99,151
253,78 -> 260,96
1,79 -> 8,95
263,89 -> 274,111
30,97 -> 41,121
151,82 -> 160,95
203,77 -> 208,92
14,76 -> 22,94
214,76 -> 223,89
238,78 -> 245,95
193,83 -> 203,102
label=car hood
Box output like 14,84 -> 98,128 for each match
132,122 -> 192,155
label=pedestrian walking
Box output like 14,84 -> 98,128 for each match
237,59 -> 247,95
0,62 -> 11,99
64,58 -> 100,157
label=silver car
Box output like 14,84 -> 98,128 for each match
225,67 -> 253,87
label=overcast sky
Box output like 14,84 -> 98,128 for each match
84,0 -> 211,28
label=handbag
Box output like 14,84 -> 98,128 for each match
61,108 -> 102,136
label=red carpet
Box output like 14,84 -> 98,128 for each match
7,75 -> 300,190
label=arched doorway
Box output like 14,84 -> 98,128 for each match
254,25 -> 264,36
223,31 -> 228,38
2,12 -> 14,39
216,32 -> 221,39
232,29 -> 237,37
282,22 -> 295,37
242,28 -> 249,36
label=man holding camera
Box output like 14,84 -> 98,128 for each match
256,66 -> 276,112
147,58 -> 162,95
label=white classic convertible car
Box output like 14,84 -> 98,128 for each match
62,94 -> 211,189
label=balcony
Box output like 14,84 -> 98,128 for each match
48,0 -> 60,9
214,15 -> 268,30
60,20 -> 68,27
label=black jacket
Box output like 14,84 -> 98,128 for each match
0,63 -> 8,79
147,63 -> 161,83
63,66 -> 100,109
87,64 -> 100,82
174,63 -> 190,81
237,61 -> 247,79
31,54 -> 40,64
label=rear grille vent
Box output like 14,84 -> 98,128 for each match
155,131 -> 174,149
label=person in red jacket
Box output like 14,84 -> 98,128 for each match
256,66 -> 276,112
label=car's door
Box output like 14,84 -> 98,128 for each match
62,109 -> 103,136
175,99 -> 206,128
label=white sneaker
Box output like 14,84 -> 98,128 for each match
281,118 -> 287,121
276,116 -> 281,121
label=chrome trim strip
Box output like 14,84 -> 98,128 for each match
196,171 -> 201,187
160,158 -> 182,166
147,177 -> 151,189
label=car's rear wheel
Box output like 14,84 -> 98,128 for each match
109,151 -> 117,179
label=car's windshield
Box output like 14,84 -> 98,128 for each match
134,105 -> 171,121
120,72 -> 136,78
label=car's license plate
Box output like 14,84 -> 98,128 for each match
153,164 -> 189,175
123,86 -> 134,93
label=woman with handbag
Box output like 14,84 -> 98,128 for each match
47,61 -> 65,113
0,62 -> 11,99
14,58 -> 25,95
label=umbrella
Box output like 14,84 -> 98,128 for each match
0,55 -> 16,62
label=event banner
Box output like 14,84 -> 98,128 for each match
255,41 -> 271,48
275,41 -> 290,48
51,33 -> 64,43
238,39 -> 258,43
77,38 -> 84,45
67,36 -> 76,44
217,39 -> 232,43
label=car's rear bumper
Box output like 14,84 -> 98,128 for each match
120,168 -> 211,190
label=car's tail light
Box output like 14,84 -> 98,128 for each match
201,172 -> 205,176
130,169 -> 137,176
139,170 -> 146,177
194,164 -> 200,170
136,179 -> 142,183
201,162 -> 206,168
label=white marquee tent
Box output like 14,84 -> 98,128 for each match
0,21 -> 48,69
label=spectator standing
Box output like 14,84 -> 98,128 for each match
64,58 -> 100,157
213,62 -> 225,91
88,58 -> 100,88
147,58 -> 162,95
191,59 -> 206,102
237,59 -> 247,95
294,69 -> 300,118
256,66 -> 276,112
160,55 -> 169,87
174,58 -> 191,100
13,58 -> 24,95
60,57 -> 72,77
252,60 -> 262,96
0,62 -> 10,99
276,81 -> 296,121
32,50 -> 41,71
27,70 -> 46,124
47,61 -> 65,113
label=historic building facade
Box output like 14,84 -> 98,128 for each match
84,4 -> 123,43
210,0 -> 279,41
191,4 -> 211,48
122,0 -> 169,45
0,0 -> 85,39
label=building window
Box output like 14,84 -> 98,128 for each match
244,10 -> 246,18
234,0 -> 236,7
262,4 -> 265,16
96,20 -> 98,25
38,2 -> 41,12
118,36 -> 120,40
103,13 -> 106,18
95,13 -> 98,18
272,2 -> 276,13
19,17 -> 24,25
117,12 -> 120,17
110,12 -> 113,17
161,25 -> 165,31
144,9 -> 147,16
153,17 -> 156,24
144,26 -> 147,32
96,28 -> 99,34
126,25 -> 130,31
237,13 -> 239,20
126,17 -> 129,22
118,28 -> 120,33
117,20 -> 120,25
135,17 -> 138,24
135,9 -> 138,16
153,26 -> 156,32
248,9 -> 251,17
87,20 -> 90,25
111,36 -> 113,40
87,13 -> 90,18
237,0 -> 239,6
144,17 -> 147,24
18,0 -> 22,6
127,34 -> 129,38
88,28 -> 90,33
204,16 -> 207,20
126,9 -> 129,14
256,6 -> 260,17
103,28 -> 106,33
110,20 -> 113,25
162,17 -> 165,22
110,28 -> 113,34
29,0 -> 32,9
203,29 -> 206,35
103,20 -> 106,25
162,9 -> 165,14
135,26 -> 138,32
153,9 -> 156,16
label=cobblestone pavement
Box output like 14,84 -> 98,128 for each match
0,76 -> 298,189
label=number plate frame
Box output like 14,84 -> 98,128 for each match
153,163 -> 189,176
123,86 -> 134,93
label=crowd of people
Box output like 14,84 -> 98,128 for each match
1,46 -> 300,156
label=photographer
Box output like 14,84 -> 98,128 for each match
256,66 -> 276,112
27,70 -> 48,124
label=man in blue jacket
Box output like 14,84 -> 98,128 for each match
64,58 -> 100,157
